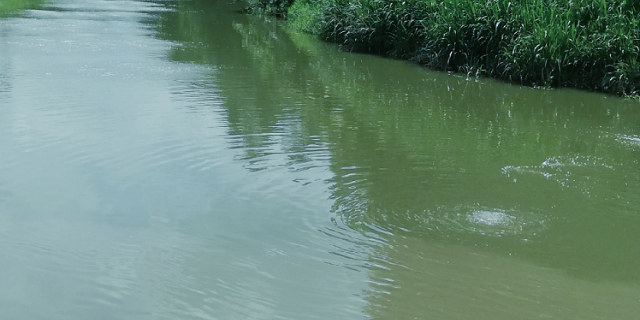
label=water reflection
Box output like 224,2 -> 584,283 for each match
1,1 -> 369,318
147,0 -> 640,317
2,0 -> 640,318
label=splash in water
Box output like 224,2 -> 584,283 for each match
416,205 -> 548,239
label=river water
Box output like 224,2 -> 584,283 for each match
1,0 -> 639,319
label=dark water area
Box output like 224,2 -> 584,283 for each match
1,0 -> 640,319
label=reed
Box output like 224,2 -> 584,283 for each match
257,0 -> 640,96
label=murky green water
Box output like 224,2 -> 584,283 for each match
1,0 -> 639,319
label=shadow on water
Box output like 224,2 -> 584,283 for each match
144,0 -> 640,317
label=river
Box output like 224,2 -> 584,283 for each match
1,1 -> 639,319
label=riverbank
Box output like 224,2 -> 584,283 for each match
247,0 -> 640,97
0,0 -> 45,16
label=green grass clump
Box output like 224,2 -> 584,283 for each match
283,0 -> 640,96
288,0 -> 323,33
0,0 -> 44,16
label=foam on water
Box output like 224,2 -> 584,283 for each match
467,209 -> 514,226
415,204 -> 549,239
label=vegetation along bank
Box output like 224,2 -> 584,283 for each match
0,0 -> 44,16
245,0 -> 640,97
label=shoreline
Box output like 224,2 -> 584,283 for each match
246,0 -> 640,98
0,0 -> 45,16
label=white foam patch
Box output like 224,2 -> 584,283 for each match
416,205 -> 549,239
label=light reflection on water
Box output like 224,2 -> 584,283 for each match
0,1 -> 369,319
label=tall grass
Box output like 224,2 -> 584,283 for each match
0,0 -> 45,16
282,0 -> 640,96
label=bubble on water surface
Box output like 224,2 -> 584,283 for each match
467,209 -> 514,226
417,205 -> 549,239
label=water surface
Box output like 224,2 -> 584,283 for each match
1,0 -> 640,319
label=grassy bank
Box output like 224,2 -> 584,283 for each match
0,0 -> 45,16
248,0 -> 640,97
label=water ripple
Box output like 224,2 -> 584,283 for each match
503,155 -> 637,203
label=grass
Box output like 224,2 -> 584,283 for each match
0,0 -> 45,16
247,0 -> 640,96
